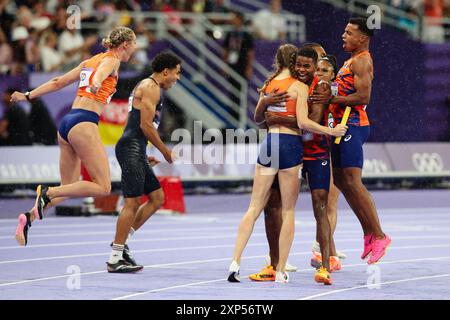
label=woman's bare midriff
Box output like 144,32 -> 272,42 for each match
269,124 -> 301,136
72,96 -> 105,115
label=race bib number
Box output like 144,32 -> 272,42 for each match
79,68 -> 94,88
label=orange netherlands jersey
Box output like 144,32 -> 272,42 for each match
330,50 -> 371,126
263,76 -> 298,117
303,76 -> 330,160
76,52 -> 118,104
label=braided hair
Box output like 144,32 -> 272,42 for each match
260,44 -> 298,92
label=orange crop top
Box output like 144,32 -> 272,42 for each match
263,77 -> 298,117
76,52 -> 118,104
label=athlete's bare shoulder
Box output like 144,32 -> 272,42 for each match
290,79 -> 309,91
135,78 -> 160,100
351,53 -> 373,79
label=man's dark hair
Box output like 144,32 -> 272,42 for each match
301,42 -> 323,50
349,17 -> 374,37
297,47 -> 318,64
151,52 -> 181,73
231,10 -> 245,22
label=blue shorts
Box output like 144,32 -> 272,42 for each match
257,133 -> 303,170
331,125 -> 370,169
302,158 -> 331,191
58,109 -> 100,142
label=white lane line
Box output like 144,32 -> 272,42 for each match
1,206 -> 449,226
0,217 -> 222,230
112,255 -> 450,300
297,273 -> 450,300
0,212 -> 450,231
111,278 -> 228,300
0,226 -> 242,239
2,234 -> 450,265
3,224 -> 450,250
2,243 -> 450,289
0,221 -> 441,240
0,215 -> 220,227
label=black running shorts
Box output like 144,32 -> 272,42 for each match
115,138 -> 161,198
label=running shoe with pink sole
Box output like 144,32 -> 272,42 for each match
15,212 -> 32,246
368,234 -> 391,264
361,233 -> 373,260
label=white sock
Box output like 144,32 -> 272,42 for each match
229,260 -> 240,272
109,243 -> 124,264
125,227 -> 135,244
312,240 -> 321,253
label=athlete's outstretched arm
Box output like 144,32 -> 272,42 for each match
295,82 -> 346,137
10,60 -> 87,102
140,82 -> 173,163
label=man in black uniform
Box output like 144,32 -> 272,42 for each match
107,52 -> 181,273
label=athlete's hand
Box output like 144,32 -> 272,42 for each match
262,88 -> 289,106
265,112 -> 298,129
310,88 -> 332,105
88,84 -> 100,94
10,91 -> 27,102
330,123 -> 348,137
147,156 -> 160,167
163,149 -> 177,164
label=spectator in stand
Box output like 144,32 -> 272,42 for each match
58,28 -> 97,71
0,0 -> 15,39
252,0 -> 287,41
26,28 -> 41,72
204,0 -> 230,26
0,88 -> 31,146
399,5 -> 419,34
423,0 -> 445,43
204,0 -> 229,13
52,5 -> 68,35
29,98 -> 57,145
10,26 -> 28,75
132,20 -> 156,70
58,27 -> 85,71
223,10 -> 254,118
160,0 -> 184,36
0,27 -> 13,74
40,31 -> 64,72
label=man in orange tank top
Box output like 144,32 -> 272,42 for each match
312,17 -> 391,264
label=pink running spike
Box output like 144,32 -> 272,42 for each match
361,233 -> 373,260
368,234 -> 391,264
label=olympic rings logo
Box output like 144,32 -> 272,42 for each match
412,152 -> 444,173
